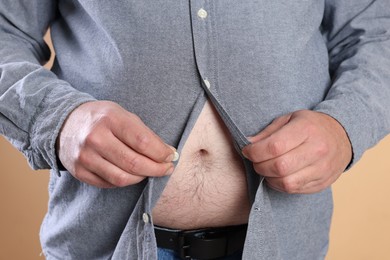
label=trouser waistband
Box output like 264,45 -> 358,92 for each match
154,224 -> 248,260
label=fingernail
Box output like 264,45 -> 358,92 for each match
172,151 -> 180,162
165,147 -> 179,162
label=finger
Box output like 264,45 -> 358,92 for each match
252,141 -> 321,178
98,134 -> 175,178
248,113 -> 292,143
294,168 -> 343,194
72,168 -> 116,189
242,116 -> 308,163
265,165 -> 323,194
81,123 -> 175,178
91,159 -> 147,187
77,148 -> 147,187
294,179 -> 332,194
264,159 -> 340,194
113,112 -> 177,163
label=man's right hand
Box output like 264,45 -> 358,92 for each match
56,100 -> 177,188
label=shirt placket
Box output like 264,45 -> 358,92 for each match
190,0 -> 250,150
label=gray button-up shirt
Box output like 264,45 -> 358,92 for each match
1,1 -> 390,259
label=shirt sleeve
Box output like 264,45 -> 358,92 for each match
0,1 -> 96,173
315,0 -> 390,166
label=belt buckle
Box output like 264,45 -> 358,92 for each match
178,235 -> 191,260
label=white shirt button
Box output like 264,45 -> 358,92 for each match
197,8 -> 208,19
142,213 -> 150,223
204,79 -> 211,89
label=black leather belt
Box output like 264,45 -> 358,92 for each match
154,224 -> 247,260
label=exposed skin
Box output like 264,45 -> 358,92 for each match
56,100 -> 176,188
242,110 -> 353,194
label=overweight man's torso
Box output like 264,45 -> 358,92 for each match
152,100 -> 251,229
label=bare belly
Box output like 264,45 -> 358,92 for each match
152,100 -> 250,229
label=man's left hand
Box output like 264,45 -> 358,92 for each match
242,110 -> 352,194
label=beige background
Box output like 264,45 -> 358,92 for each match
1,34 -> 390,260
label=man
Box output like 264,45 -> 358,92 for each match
0,1 -> 389,259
